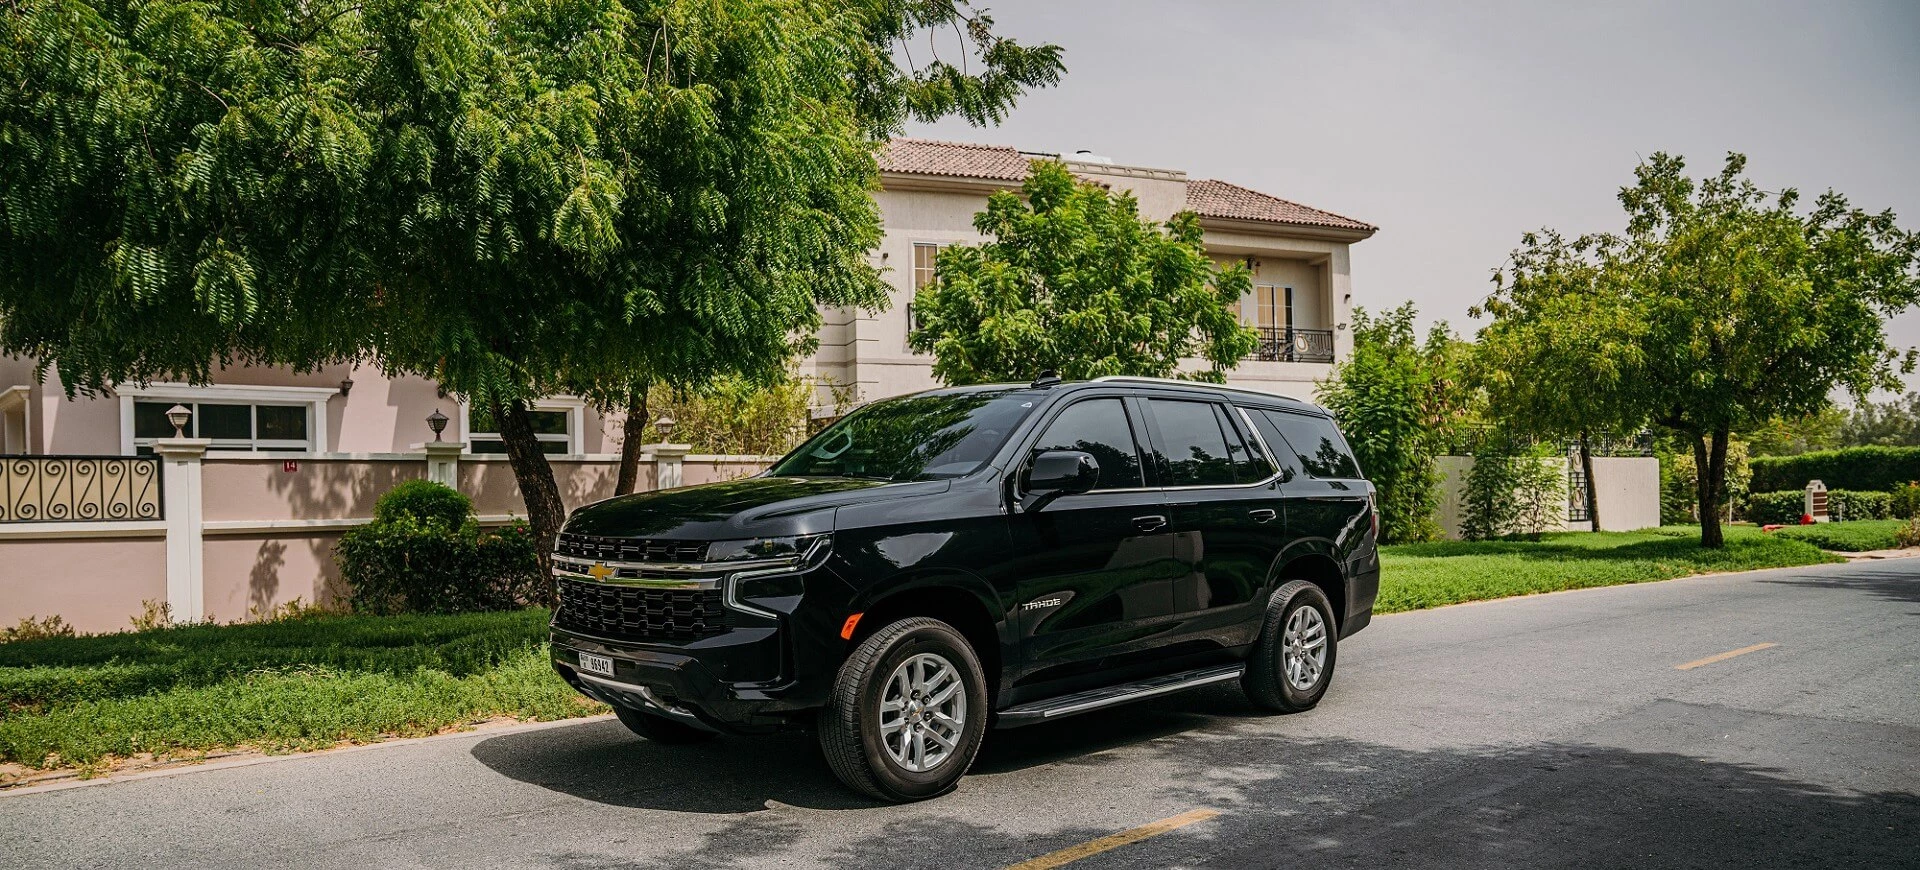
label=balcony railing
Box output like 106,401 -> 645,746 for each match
1249,327 -> 1335,363
0,456 -> 163,523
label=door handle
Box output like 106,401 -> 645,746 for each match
1132,515 -> 1168,532
1248,508 -> 1277,523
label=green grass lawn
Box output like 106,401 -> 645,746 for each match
0,609 -> 600,773
1375,525 -> 1841,614
1765,519 -> 1907,552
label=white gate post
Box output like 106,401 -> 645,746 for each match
646,443 -> 692,490
154,437 -> 211,622
423,441 -> 464,489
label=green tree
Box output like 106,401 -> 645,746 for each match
1484,153 -> 1920,548
907,160 -> 1256,384
1475,231 -> 1644,529
0,0 -> 1063,558
1316,304 -> 1474,544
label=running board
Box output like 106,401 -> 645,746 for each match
995,664 -> 1244,728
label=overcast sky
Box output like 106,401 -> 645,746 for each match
907,0 -> 1920,398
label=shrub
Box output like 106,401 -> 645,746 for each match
1462,446 -> 1567,541
337,483 -> 542,615
2,615 -> 75,644
1896,517 -> 1920,549
1891,483 -> 1920,519
1828,490 -> 1892,522
372,479 -> 474,529
1747,489 -> 1893,524
1746,491 -> 1805,525
1749,446 -> 1920,494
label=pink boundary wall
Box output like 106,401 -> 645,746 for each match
1,454 -> 773,633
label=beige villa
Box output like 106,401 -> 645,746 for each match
0,138 -> 1378,632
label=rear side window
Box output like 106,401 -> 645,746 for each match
1028,398 -> 1144,490
1242,409 -> 1301,484
1259,410 -> 1362,479
1216,405 -> 1273,482
1146,399 -> 1237,486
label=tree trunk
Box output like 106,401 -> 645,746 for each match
1577,430 -> 1600,532
1696,428 -> 1730,549
491,397 -> 566,594
615,386 -> 648,496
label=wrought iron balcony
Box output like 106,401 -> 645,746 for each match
1248,327 -> 1335,363
0,456 -> 162,523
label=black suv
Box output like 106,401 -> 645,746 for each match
550,375 -> 1379,801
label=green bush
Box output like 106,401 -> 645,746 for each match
1749,446 -> 1920,494
1747,490 -> 1805,525
1896,517 -> 1920,549
336,482 -> 541,615
1746,489 -> 1892,524
1891,483 -> 1920,519
1462,446 -> 1566,541
372,478 -> 474,529
1829,490 -> 1892,521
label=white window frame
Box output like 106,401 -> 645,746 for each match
462,397 -> 584,456
0,386 -> 30,454
117,384 -> 334,456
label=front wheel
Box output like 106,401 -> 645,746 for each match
818,617 -> 988,802
1242,579 -> 1338,712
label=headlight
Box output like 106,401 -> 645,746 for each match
706,535 -> 825,564
709,535 -> 830,616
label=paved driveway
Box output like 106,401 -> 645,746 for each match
5,559 -> 1918,869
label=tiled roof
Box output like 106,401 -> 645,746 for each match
877,138 -> 1030,181
878,138 -> 1375,234
1183,179 -> 1376,233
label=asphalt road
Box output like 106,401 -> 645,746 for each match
6,559 -> 1919,869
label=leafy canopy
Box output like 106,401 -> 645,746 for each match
907,160 -> 1256,384
0,0 -> 1065,406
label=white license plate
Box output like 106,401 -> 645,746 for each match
577,652 -> 615,677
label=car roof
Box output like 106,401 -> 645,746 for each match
884,377 -> 1328,415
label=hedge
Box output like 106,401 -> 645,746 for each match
1749,446 -> 1920,494
1747,489 -> 1894,525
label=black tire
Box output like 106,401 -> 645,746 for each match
818,617 -> 989,802
613,705 -> 717,744
1242,579 -> 1338,713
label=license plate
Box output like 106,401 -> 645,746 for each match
577,652 -> 615,677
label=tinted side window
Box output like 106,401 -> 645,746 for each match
1241,407 -> 1300,484
1262,410 -> 1362,479
1147,399 -> 1236,487
1216,405 -> 1272,482
1028,398 -> 1144,490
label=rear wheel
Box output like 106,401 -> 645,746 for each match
1242,579 -> 1338,712
818,617 -> 988,802
613,705 -> 716,744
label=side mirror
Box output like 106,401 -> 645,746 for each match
1022,450 -> 1099,511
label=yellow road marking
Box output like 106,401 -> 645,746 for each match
1675,642 -> 1777,671
1006,808 -> 1221,870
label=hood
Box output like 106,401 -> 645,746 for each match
563,475 -> 951,540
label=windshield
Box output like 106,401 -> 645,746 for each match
769,390 -> 1041,481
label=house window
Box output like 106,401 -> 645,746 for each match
912,243 -> 941,292
1252,284 -> 1294,332
132,401 -> 311,453
468,405 -> 574,455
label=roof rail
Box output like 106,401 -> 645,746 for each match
1088,376 -> 1316,406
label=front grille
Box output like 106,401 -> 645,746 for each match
556,533 -> 707,563
554,576 -> 728,642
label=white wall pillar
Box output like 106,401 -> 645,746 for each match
646,443 -> 692,490
423,441 -> 464,489
153,437 -> 211,622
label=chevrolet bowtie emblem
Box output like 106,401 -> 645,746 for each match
587,562 -> 616,582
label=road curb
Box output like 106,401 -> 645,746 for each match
0,714 -> 614,799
